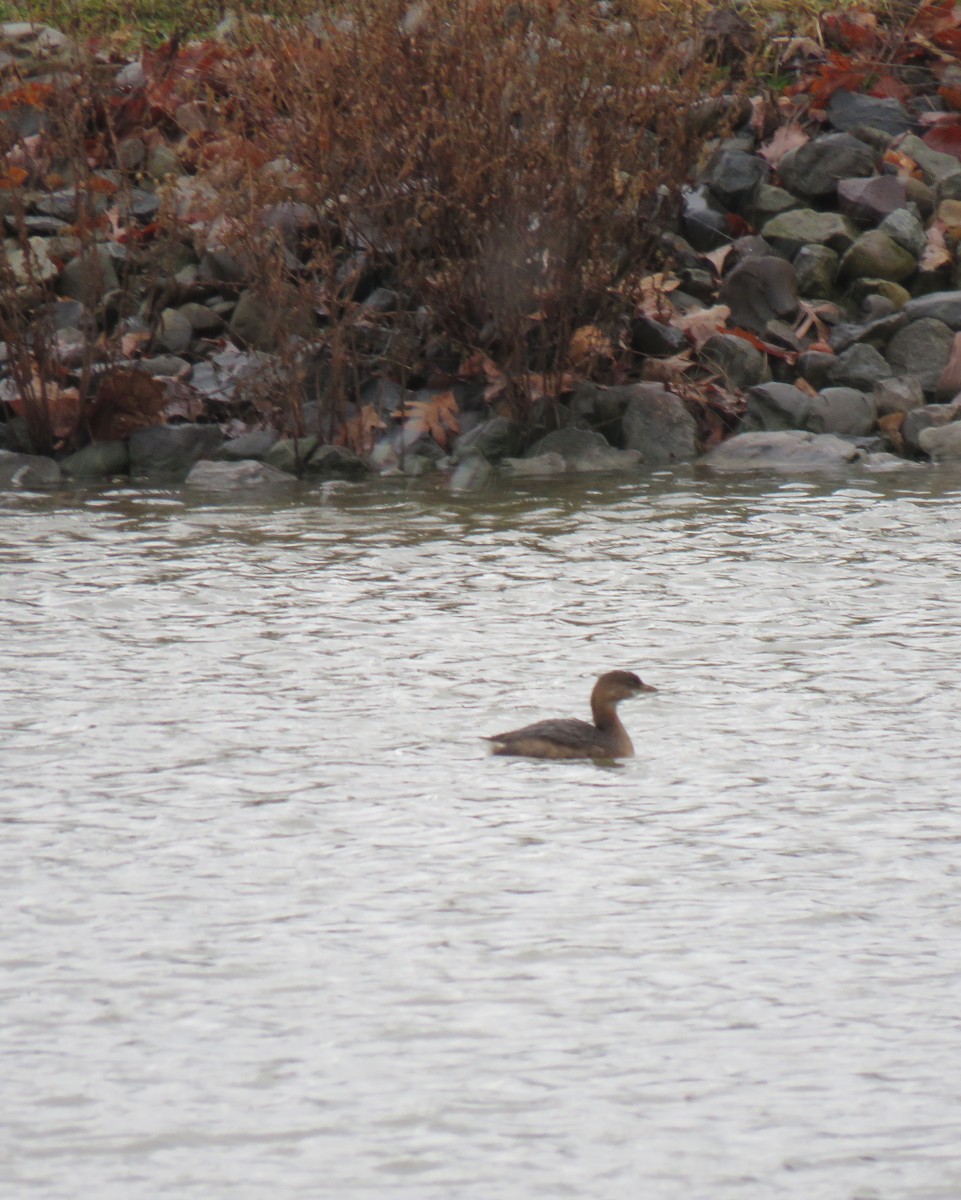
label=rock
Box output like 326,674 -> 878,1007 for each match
57,245 -> 119,303
178,302 -> 225,334
501,452 -> 567,477
630,315 -> 688,357
570,446 -> 643,473
893,133 -> 961,185
702,148 -> 768,211
303,444 -> 370,479
827,90 -> 913,138
230,289 -> 274,350
793,245 -> 839,298
805,387 -> 877,435
185,458 -> 294,488
701,430 -> 862,470
901,291 -> 961,328
825,343 -> 893,391
680,186 -> 729,251
700,333 -> 770,389
779,132 -> 879,200
5,236 -> 59,285
266,436 -> 319,474
719,255 -> 798,335
877,207 -> 926,258
918,422 -> 961,460
528,427 -> 612,465
840,230 -> 917,283
760,208 -> 858,258
743,382 -> 812,431
621,385 -> 698,463
849,279 -> 911,314
873,376 -> 924,416
155,307 -> 193,354
796,350 -> 836,390
147,144 -> 183,180
449,454 -> 492,490
902,403 -> 961,456
750,184 -> 798,222
136,355 -> 190,377
885,318 -> 955,391
129,423 -> 224,479
452,415 -> 522,462
837,174 -> 908,223
60,441 -> 129,478
214,430 -> 279,461
0,449 -> 61,488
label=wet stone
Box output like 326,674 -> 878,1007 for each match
918,422 -> 961,460
902,403 -> 961,455
185,458 -> 294,489
129,423 -> 224,479
60,441 -> 129,479
0,449 -> 61,488
701,429 -> 861,470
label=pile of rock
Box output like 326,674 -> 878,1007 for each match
6,20 -> 961,491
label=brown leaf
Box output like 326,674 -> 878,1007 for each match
920,223 -> 953,272
394,390 -> 460,450
675,304 -> 730,351
0,165 -> 28,190
758,123 -> 809,168
936,333 -> 961,399
339,403 -> 386,455
86,368 -> 167,442
640,352 -> 694,384
568,324 -> 613,367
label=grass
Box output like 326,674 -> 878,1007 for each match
1,0 -> 909,45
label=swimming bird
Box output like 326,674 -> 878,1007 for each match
485,670 -> 656,760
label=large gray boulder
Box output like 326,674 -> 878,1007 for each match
0,449 -> 61,488
805,388 -> 877,436
701,430 -> 862,470
185,459 -> 295,489
885,318 -> 955,391
620,385 -> 698,463
719,256 -> 799,335
825,343 -> 893,391
743,382 -> 811,432
129,423 -> 224,479
918,423 -> 961,460
60,441 -> 129,479
779,132 -> 879,199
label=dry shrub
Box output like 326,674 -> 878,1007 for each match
213,0 -> 713,424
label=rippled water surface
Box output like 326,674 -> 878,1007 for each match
4,467 -> 961,1200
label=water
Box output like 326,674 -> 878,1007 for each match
3,467 -> 961,1200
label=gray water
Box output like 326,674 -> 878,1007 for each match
3,467 -> 961,1200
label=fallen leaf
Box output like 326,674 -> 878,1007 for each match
568,324 -> 614,367
640,352 -> 694,384
394,389 -> 460,450
920,223 -> 952,272
758,123 -> 809,168
675,304 -> 731,351
339,403 -> 386,455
